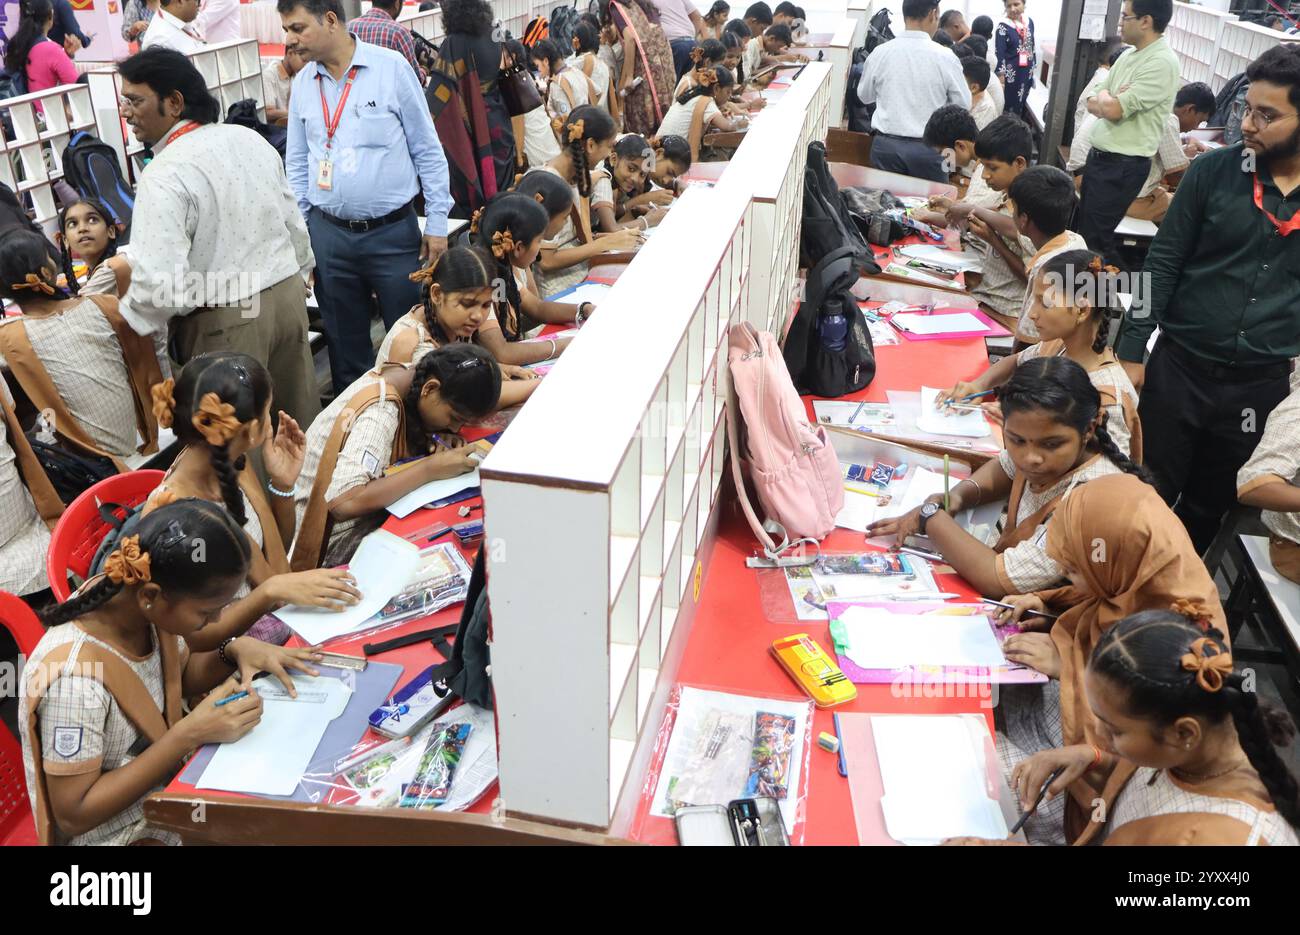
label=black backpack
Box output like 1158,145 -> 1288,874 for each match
226,99 -> 288,162
1211,72 -> 1249,145
61,131 -> 135,241
549,4 -> 579,54
431,548 -> 493,709
783,245 -> 876,398
842,186 -> 909,246
800,141 -> 876,270
0,181 -> 38,237
857,8 -> 893,63
26,436 -> 115,507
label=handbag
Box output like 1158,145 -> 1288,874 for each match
499,55 -> 543,116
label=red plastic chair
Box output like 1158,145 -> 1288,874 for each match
46,470 -> 165,602
0,590 -> 45,845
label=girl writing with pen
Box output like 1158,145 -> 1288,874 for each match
20,498 -> 322,845
935,251 -> 1141,459
867,358 -> 1150,602
946,609 -> 1298,846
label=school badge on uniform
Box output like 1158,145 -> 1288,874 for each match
53,727 -> 83,758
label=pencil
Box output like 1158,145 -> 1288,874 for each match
833,712 -> 848,778
1009,766 -> 1066,836
982,598 -> 1060,620
943,454 -> 950,512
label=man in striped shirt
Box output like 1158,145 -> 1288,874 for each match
348,0 -> 421,76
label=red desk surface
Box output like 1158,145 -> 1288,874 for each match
626,333 -> 998,846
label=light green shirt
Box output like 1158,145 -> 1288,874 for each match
1089,37 -> 1180,158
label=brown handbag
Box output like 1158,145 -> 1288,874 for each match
499,51 -> 543,116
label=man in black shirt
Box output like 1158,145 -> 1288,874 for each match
1115,44 -> 1300,553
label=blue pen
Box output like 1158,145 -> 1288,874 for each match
833,712 -> 848,777
849,399 -> 868,424
215,690 -> 249,708
956,388 -> 997,403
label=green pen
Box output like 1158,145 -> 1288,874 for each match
943,454 -> 950,513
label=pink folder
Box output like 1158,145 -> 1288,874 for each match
885,308 -> 1011,342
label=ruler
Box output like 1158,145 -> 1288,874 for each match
255,685 -> 329,703
316,651 -> 367,671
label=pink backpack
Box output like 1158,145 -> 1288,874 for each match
726,322 -> 843,559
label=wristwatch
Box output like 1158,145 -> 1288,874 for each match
916,501 -> 942,536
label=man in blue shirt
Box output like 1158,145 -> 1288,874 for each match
49,0 -> 92,56
281,0 -> 452,393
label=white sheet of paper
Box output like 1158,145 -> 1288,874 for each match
835,488 -> 880,532
560,282 -> 611,306
838,606 -> 1006,670
872,714 -> 1009,844
892,312 -> 988,336
274,530 -> 422,644
197,674 -> 352,796
387,469 -> 481,519
897,244 -> 985,272
916,386 -> 993,437
878,468 -> 950,521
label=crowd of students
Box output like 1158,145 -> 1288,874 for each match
5,0 -> 1300,848
856,0 -> 1300,846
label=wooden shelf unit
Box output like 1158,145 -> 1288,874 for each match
0,84 -> 98,237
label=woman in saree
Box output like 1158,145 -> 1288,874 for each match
606,0 -> 677,139
427,0 -> 516,217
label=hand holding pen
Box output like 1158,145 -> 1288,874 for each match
935,383 -> 995,410
1009,745 -> 1105,834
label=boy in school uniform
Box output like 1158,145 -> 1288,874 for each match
920,104 -> 979,186
1007,165 -> 1089,345
963,56 -> 998,131
926,115 -> 1035,332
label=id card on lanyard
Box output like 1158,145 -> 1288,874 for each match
1017,22 -> 1030,68
317,66 -> 359,190
1254,174 -> 1300,236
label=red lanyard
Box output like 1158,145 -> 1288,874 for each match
318,66 -> 359,153
1253,174 -> 1300,236
163,120 -> 200,148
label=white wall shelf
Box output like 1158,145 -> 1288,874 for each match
1167,2 -> 1298,93
0,83 -> 98,237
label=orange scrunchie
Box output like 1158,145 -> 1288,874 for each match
191,392 -> 240,447
1180,637 -> 1234,693
12,273 -> 55,295
150,378 -> 176,429
469,207 -> 485,235
141,487 -> 178,517
1171,597 -> 1213,632
1088,255 -> 1120,275
566,118 -> 585,142
491,229 -> 516,259
695,66 -> 718,88
104,535 -> 151,585
550,114 -> 566,136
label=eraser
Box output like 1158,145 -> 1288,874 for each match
817,731 -> 840,754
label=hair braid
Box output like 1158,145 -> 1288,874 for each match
1091,314 -> 1112,354
403,353 -> 438,454
209,443 -> 247,526
39,577 -> 122,627
1229,681 -> 1300,829
497,254 -> 523,340
1092,414 -> 1155,486
570,135 -> 592,199
59,238 -> 81,297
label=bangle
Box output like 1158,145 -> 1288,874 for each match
547,338 -> 557,359
267,481 -> 295,498
1089,745 -> 1104,770
955,477 -> 982,507
639,216 -> 648,230
217,637 -> 237,668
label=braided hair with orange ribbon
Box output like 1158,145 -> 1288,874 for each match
474,193 -> 551,341
1091,609 -> 1300,830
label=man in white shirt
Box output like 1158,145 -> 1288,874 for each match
116,47 -> 319,425
858,0 -> 970,181
195,0 -> 242,44
142,0 -> 206,53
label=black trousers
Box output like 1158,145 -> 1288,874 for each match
1078,149 -> 1151,268
1139,338 -> 1292,554
868,133 -> 947,183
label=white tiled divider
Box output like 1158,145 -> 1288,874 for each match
483,181 -> 753,830
0,84 -> 98,237
1213,20 -> 1298,93
87,39 -> 267,182
805,19 -> 855,129
1167,2 -> 1232,88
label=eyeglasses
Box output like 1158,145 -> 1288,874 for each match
119,93 -> 152,112
1119,14 -> 1145,22
1231,100 -> 1300,129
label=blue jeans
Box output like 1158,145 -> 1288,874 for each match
307,206 -> 422,394
670,38 -> 698,79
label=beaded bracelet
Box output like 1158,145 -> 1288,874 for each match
267,481 -> 295,498
217,637 -> 237,668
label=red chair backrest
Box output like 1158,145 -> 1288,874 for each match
0,590 -> 43,844
46,469 -> 165,602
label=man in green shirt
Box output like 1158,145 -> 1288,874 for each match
1115,43 -> 1300,554
1078,0 -> 1179,267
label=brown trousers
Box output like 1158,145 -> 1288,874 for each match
171,273 -> 320,427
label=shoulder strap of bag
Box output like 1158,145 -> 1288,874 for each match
0,383 -> 64,525
0,318 -> 127,471
24,628 -> 181,844
87,294 -> 162,456
569,193 -> 595,245
238,461 -> 289,575
290,378 -> 409,571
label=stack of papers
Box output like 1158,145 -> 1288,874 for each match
891,312 -> 990,337
897,243 -> 985,272
836,606 -> 1007,671
387,469 -> 481,519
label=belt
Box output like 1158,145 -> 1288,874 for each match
873,132 -> 922,142
316,201 -> 415,233
1091,150 -> 1151,162
1160,337 -> 1294,384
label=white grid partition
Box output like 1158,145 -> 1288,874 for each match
483,183 -> 753,830
1167,2 -> 1232,87
804,19 -> 855,129
395,5 -> 444,43
0,84 -> 98,237
1213,20 -> 1298,93
86,39 -> 267,182
774,60 -> 834,149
